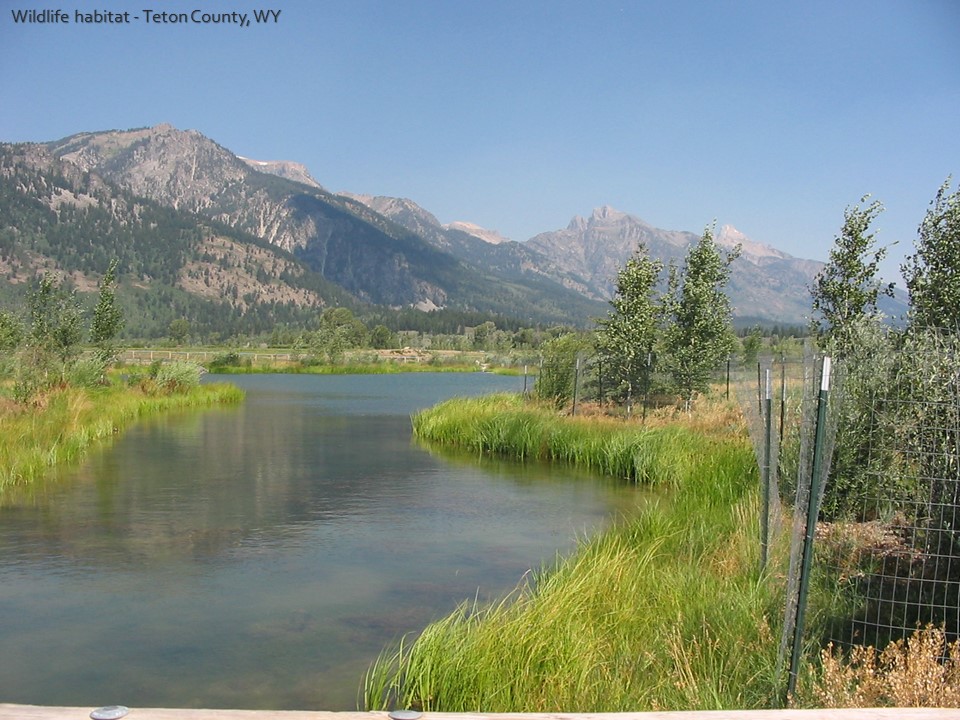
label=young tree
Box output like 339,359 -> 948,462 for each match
662,224 -> 740,407
312,307 -> 366,362
536,332 -> 592,408
26,273 -> 84,381
741,326 -> 764,366
810,197 -> 894,355
595,244 -> 663,405
902,178 -> 960,331
90,259 -> 124,364
369,324 -> 398,349
168,317 -> 191,345
0,310 -> 24,377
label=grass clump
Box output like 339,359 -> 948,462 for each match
412,393 -> 742,488
366,393 -> 784,711
0,377 -> 243,492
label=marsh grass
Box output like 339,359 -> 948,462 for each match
0,380 -> 243,492
412,393 -> 743,488
366,393 -> 786,711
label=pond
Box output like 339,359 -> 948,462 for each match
0,373 -> 648,710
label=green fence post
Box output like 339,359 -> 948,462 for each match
787,355 -> 832,699
762,368 -> 772,571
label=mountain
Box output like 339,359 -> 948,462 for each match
525,206 -> 830,324
0,124 -> 607,334
444,221 -> 511,245
353,198 -> 834,325
0,138 -> 361,338
238,157 -> 323,189
3,123 -> 893,335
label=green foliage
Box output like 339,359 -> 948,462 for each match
208,351 -> 241,369
369,324 -> 397,349
310,306 -> 367,362
595,244 -> 663,401
151,361 -> 202,393
819,318 -> 902,519
18,273 -> 85,391
810,197 -> 893,355
535,332 -> 591,407
817,326 -> 960,644
662,224 -> 740,406
67,357 -> 108,389
0,310 -> 23,377
89,259 -> 123,364
902,178 -> 960,330
741,326 -> 764,366
813,188 -> 960,522
168,317 -> 190,344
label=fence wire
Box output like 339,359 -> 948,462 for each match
819,332 -> 960,651
734,349 -> 843,684
735,330 -> 960,695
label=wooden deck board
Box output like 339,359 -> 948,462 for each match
1,706 -> 957,720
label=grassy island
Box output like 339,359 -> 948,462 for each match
365,393 -> 785,712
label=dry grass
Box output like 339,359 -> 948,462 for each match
574,391 -> 745,439
801,625 -> 960,708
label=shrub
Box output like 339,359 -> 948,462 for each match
68,357 -> 107,388
152,361 -> 202,393
209,351 -> 240,369
801,626 -> 960,708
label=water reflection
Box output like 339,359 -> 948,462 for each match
0,373 -> 649,710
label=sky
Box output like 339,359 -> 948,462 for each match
1,0 -> 958,283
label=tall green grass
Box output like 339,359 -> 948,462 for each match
0,382 -> 244,492
412,393 -> 739,488
365,393 -> 784,711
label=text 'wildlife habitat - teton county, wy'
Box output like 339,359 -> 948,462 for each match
9,8 -> 282,27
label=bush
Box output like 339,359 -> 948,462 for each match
209,351 -> 240,369
800,626 -> 960,708
151,361 -> 202,393
68,357 -> 107,388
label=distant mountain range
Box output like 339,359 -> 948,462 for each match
0,123 -> 897,336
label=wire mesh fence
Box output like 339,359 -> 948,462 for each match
733,329 -> 960,698
816,330 -> 960,652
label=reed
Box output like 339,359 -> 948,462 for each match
367,394 -> 785,711
412,393 -> 742,488
0,381 -> 244,492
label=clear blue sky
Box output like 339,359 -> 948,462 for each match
2,0 -> 957,283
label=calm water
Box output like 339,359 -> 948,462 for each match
0,373 -> 648,710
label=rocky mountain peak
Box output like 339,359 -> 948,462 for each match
715,223 -> 790,262
590,205 -> 630,224
339,193 -> 444,230
444,221 -> 511,244
48,124 -> 249,213
239,157 -> 323,189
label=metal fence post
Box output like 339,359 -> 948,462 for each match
762,368 -> 772,572
787,356 -> 832,699
571,355 -> 580,416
